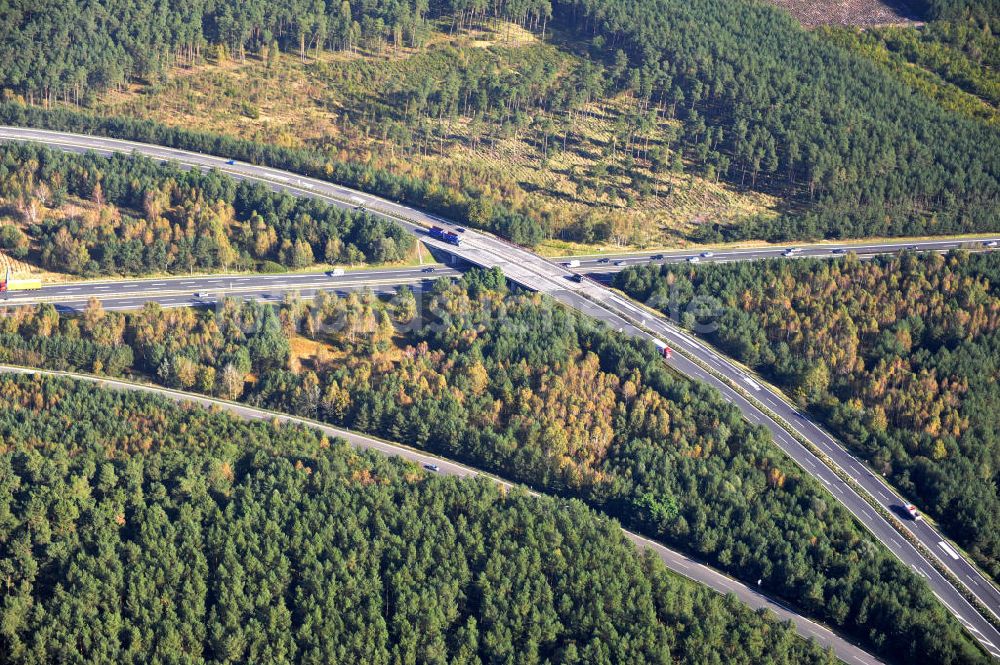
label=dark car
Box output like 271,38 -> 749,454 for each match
651,254 -> 665,260
423,463 -> 440,472
422,267 -> 436,273
597,258 -> 610,264
455,227 -> 466,233
569,273 -> 584,283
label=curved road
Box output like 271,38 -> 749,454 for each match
0,364 -> 880,664
1,126 -> 997,658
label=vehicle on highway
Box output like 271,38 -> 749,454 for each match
565,259 -> 581,268
687,256 -> 701,263
194,292 -> 208,299
985,240 -> 998,248
455,227 -> 466,233
0,267 -> 41,293
614,260 -> 626,266
652,338 -> 673,359
905,504 -> 923,521
700,251 -> 714,258
597,258 -> 610,264
429,225 -> 461,246
326,268 -> 345,277
225,159 -> 236,165
423,463 -> 440,472
651,254 -> 665,260
421,267 -> 436,273
832,248 -> 847,254
569,273 -> 584,283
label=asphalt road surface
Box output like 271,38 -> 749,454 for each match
0,364 -> 883,664
559,236 -> 1000,274
2,126 -> 998,659
0,266 -> 461,312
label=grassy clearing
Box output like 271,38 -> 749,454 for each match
89,21 -> 779,251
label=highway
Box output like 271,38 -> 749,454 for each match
6,244 -> 1000,312
0,364 -> 883,665
562,236 -> 1000,274
2,126 -> 998,659
0,266 -> 461,311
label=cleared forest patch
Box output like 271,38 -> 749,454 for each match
764,0 -> 920,27
88,21 -> 778,251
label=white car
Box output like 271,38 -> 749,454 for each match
700,251 -> 714,258
687,256 -> 701,264
985,240 -> 998,248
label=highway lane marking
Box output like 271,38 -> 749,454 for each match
930,592 -> 962,622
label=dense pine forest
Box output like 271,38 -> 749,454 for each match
0,270 -> 987,663
2,0 -> 998,247
615,251 -> 1000,581
556,0 -> 1000,241
0,142 -> 413,276
0,373 -> 842,664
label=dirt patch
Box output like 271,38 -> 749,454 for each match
764,0 -> 921,27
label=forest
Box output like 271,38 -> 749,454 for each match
818,21 -> 999,126
0,269 -> 987,663
0,373 -> 841,664
614,251 -> 1000,582
555,0 -> 1000,242
0,142 -> 413,276
0,1 -> 554,104
3,0 -> 999,247
0,101 -> 548,246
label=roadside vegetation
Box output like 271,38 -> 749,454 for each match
615,251 -> 1000,581
0,269 -> 987,663
0,142 -> 413,279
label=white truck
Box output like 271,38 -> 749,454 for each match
327,268 -> 345,277
652,338 -> 673,359
565,259 -> 581,268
